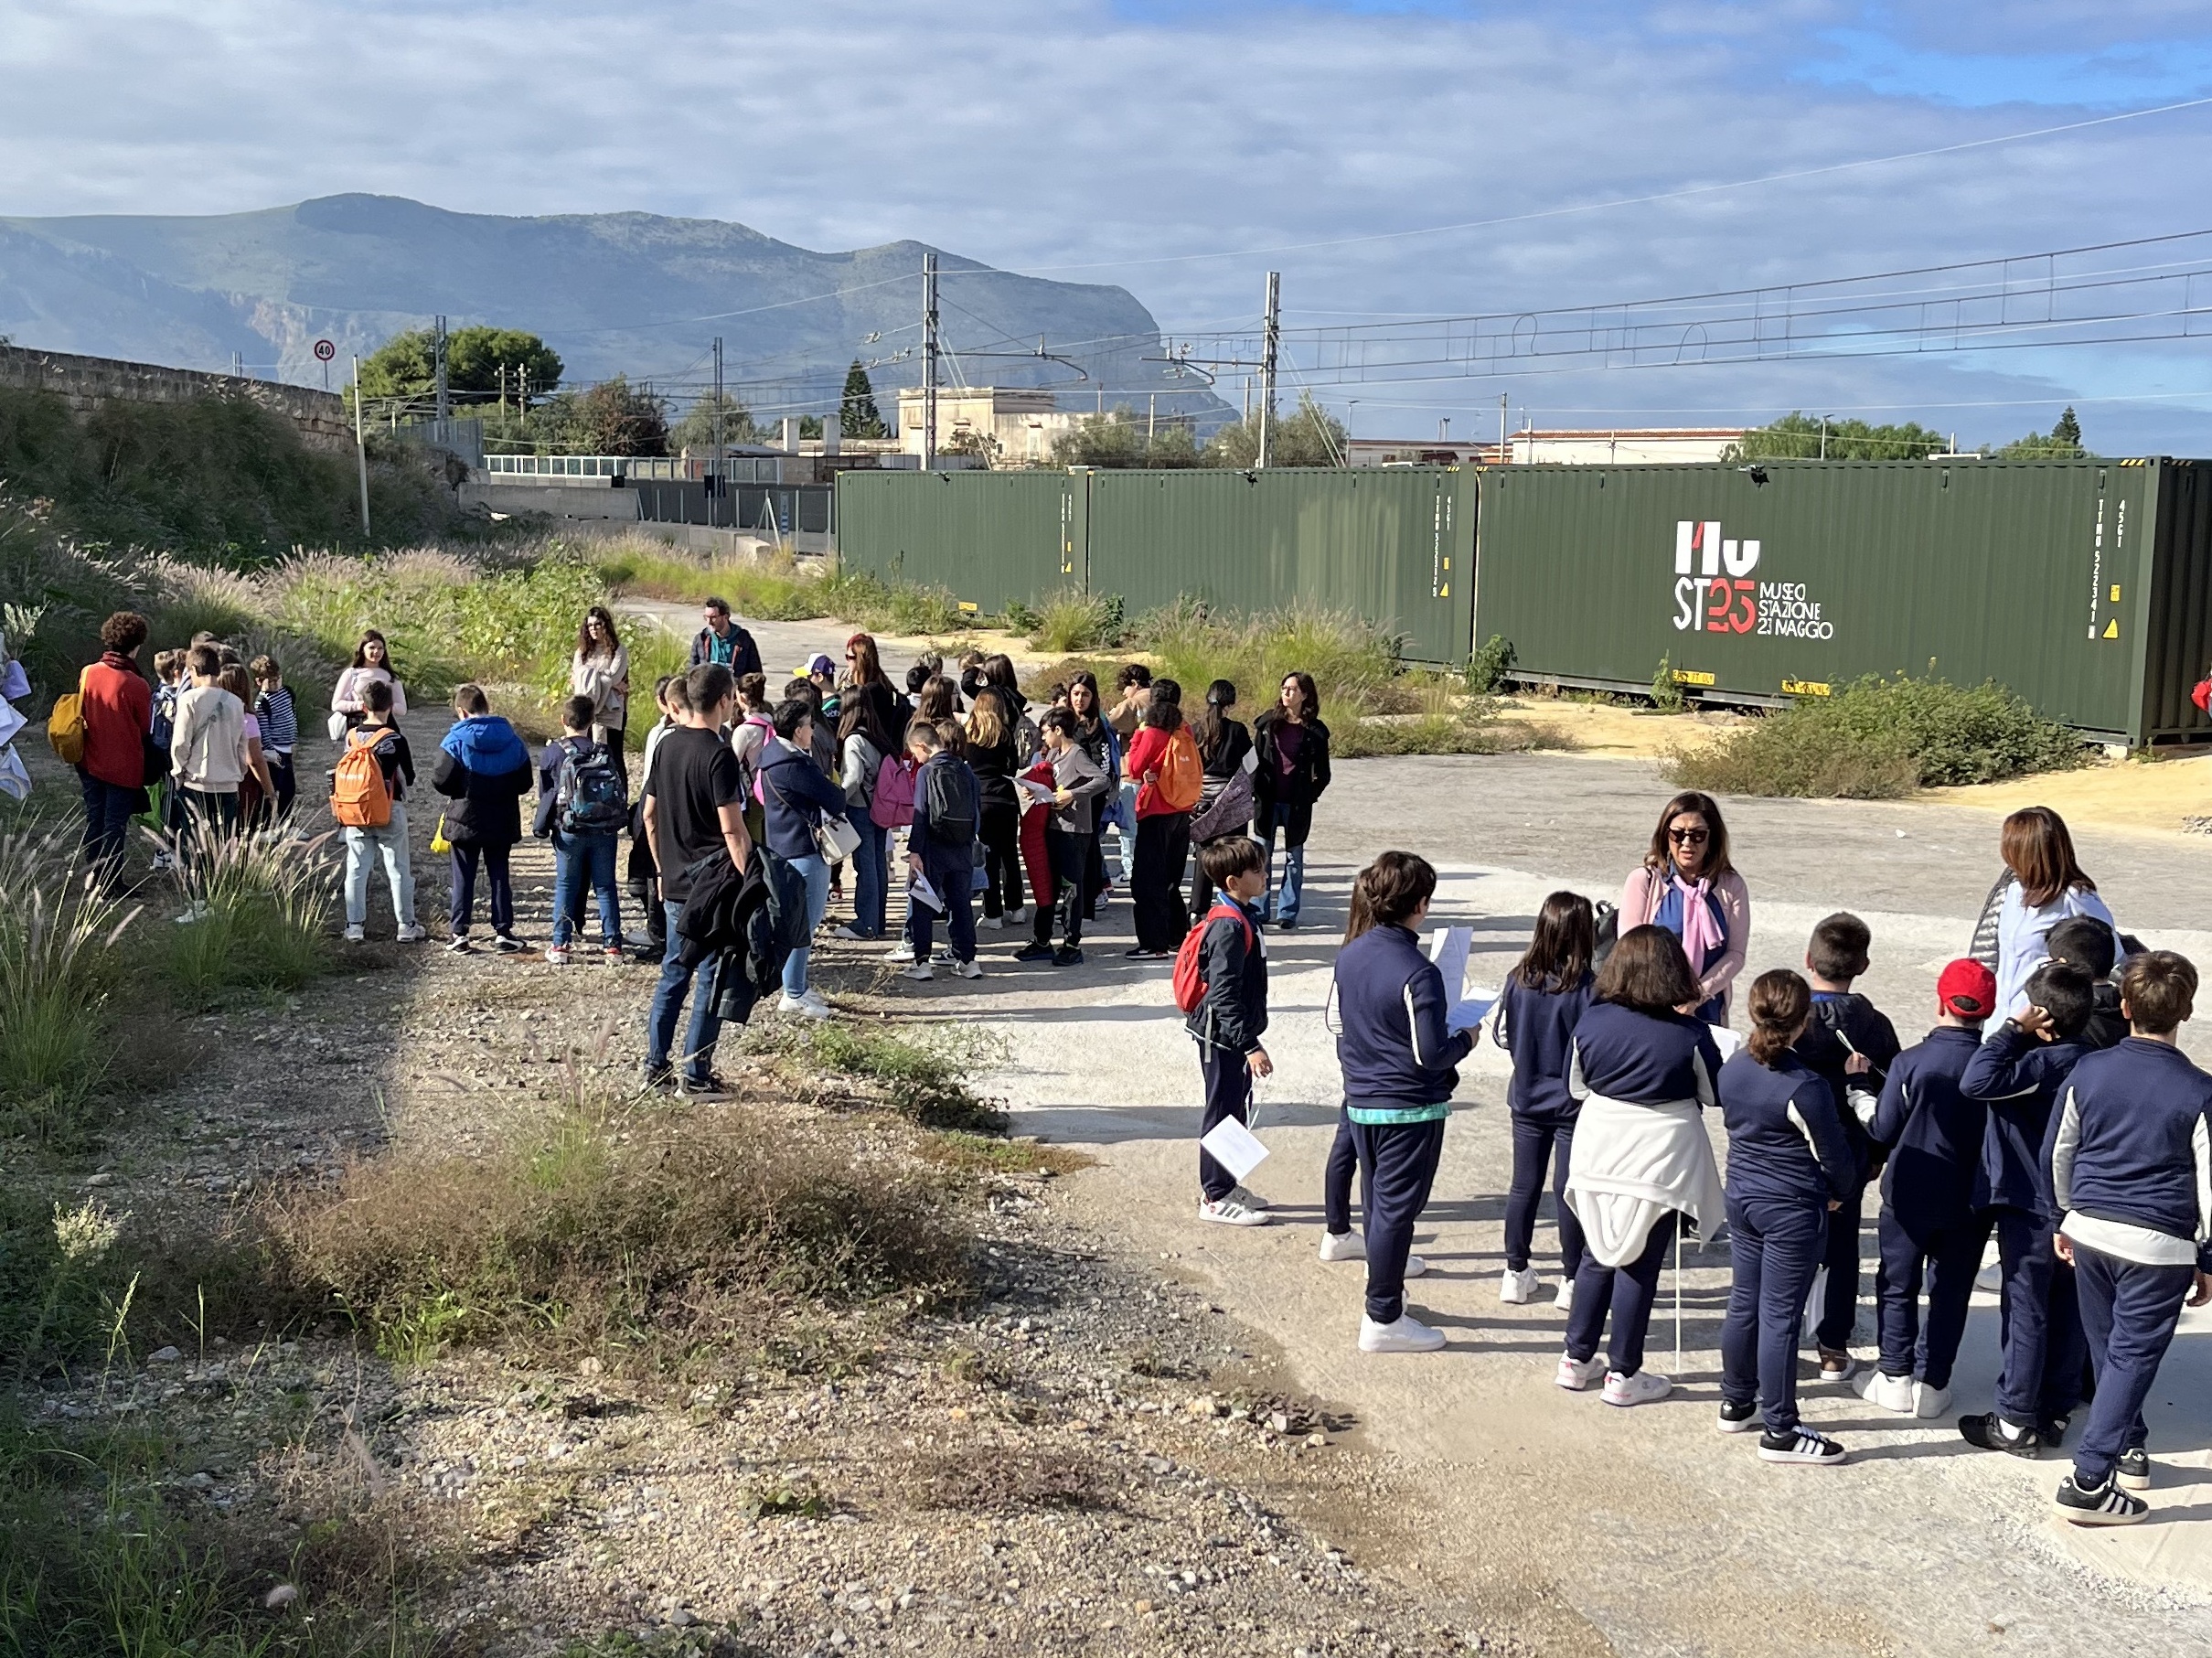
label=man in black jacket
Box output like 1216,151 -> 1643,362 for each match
1189,837 -> 1273,1227
689,597 -> 763,677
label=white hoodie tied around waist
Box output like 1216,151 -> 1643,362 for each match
1563,1091 -> 1726,1267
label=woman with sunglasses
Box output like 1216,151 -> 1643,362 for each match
1618,790 -> 1749,1024
570,606 -> 632,793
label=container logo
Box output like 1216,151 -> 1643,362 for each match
1671,519 -> 1834,640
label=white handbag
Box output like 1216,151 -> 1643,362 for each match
815,812 -> 862,865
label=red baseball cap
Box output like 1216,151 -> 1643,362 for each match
1938,959 -> 1997,1019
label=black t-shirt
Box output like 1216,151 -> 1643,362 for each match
645,726 -> 743,903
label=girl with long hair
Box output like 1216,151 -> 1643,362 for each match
1120,679 -> 1196,956
1555,925 -> 1726,1407
1493,891 -> 1598,1307
1715,968 -> 1854,1464
1617,790 -> 1748,1022
331,628 -> 408,731
571,604 -> 632,792
1253,670 -> 1330,929
966,686 -> 1027,929
1992,805 -> 2117,1018
841,632 -> 903,743
835,688 -> 903,940
1066,670 -> 1118,913
914,673 -> 958,726
1187,679 -> 1255,915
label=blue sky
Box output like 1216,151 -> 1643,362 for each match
5,0 -> 2212,449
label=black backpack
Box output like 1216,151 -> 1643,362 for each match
922,756 -> 978,845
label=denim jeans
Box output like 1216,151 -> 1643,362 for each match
552,829 -> 622,947
780,852 -> 831,997
848,808 -> 889,937
647,899 -> 722,1083
79,771 -> 139,887
343,802 -> 415,929
448,841 -> 513,937
1260,804 -> 1309,924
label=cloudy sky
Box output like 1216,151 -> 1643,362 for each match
6,0 -> 2212,449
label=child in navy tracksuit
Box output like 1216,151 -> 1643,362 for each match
1716,970 -> 1856,1464
1331,851 -> 1473,1354
1958,958 -> 2095,1457
1189,836 -> 1273,1226
1492,891 -> 1596,1309
1858,958 -> 1997,1418
2046,950 -> 2212,1525
1789,913 -> 1901,1379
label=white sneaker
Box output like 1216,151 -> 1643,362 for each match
799,988 -> 832,1017
777,991 -> 832,1020
980,914 -> 1004,931
1006,906 -> 1026,925
174,901 -> 208,925
1758,1426 -> 1848,1465
1602,1369 -> 1672,1407
899,963 -> 935,981
1555,1278 -> 1576,1312
1500,1267 -> 1541,1305
544,947 -> 571,967
343,923 -> 365,943
1198,1197 -> 1269,1228
954,957 -> 983,979
1403,1254 -> 1428,1278
1854,1371 -> 1916,1415
1555,1352 -> 1605,1392
1228,1185 -> 1270,1212
1817,1347 -> 1856,1382
1358,1314 -> 1446,1353
886,941 -> 916,963
396,924 -> 428,944
1318,1231 -> 1364,1263
1912,1382 -> 1953,1419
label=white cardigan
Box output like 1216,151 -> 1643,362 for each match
1562,1039 -> 1725,1266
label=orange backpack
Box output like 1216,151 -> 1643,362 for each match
1156,726 -> 1202,813
331,726 -> 394,829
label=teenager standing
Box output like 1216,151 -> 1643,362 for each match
1013,708 -> 1106,966
835,691 -> 898,941
433,683 -> 535,954
1252,671 -> 1330,931
967,686 -> 1027,929
1494,891 -> 1598,1308
1066,671 -> 1117,909
1186,679 -> 1255,915
330,630 -> 407,733
571,605 -> 631,794
1121,681 -> 1199,957
1617,791 -> 1749,1024
170,642 -> 246,919
337,680 -> 422,944
758,697 -> 850,1019
1189,837 -> 1273,1226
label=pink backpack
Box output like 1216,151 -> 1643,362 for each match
871,752 -> 918,828
741,712 -> 775,805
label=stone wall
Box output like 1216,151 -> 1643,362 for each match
0,343 -> 355,453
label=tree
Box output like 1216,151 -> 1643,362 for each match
1046,409 -> 1204,469
669,390 -> 759,455
1203,391 -> 1348,467
356,325 -> 561,408
1993,406 -> 2089,460
1721,412 -> 1945,463
944,427 -> 1000,467
841,360 -> 888,438
542,376 -> 668,456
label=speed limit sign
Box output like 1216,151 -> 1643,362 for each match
313,338 -> 336,361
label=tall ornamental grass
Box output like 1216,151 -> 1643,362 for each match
0,829 -> 138,1146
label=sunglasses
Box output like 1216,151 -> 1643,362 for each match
1668,826 -> 1710,845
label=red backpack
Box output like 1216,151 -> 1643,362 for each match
1172,902 -> 1256,1014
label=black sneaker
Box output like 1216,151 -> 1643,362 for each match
680,1072 -> 732,1099
1959,1414 -> 2041,1458
2054,1473 -> 2147,1525
492,933 -> 529,954
1052,947 -> 1085,967
2116,1447 -> 2152,1491
1758,1426 -> 1847,1466
2039,1413 -> 2073,1446
445,934 -> 475,954
1012,943 -> 1056,963
643,1065 -> 678,1094
1716,1398 -> 1758,1435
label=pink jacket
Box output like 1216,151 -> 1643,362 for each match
1619,863 -> 1751,1013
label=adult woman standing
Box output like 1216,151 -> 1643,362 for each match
1992,806 -> 2118,1018
1252,671 -> 1330,930
1557,925 -> 1726,1407
835,690 -> 900,941
842,633 -> 905,737
1120,680 -> 1197,957
330,631 -> 407,734
1617,790 -> 1749,1024
967,686 -> 1027,929
1187,679 -> 1254,915
572,606 -> 632,793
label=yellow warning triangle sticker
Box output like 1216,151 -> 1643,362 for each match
2102,618 -> 2120,639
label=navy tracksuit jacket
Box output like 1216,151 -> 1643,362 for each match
1792,991 -> 1902,1353
1866,1025 -> 1990,1386
1494,972 -> 1594,1277
1191,900 -> 1268,1203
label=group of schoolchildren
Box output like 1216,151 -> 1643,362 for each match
1176,823 -> 2212,1529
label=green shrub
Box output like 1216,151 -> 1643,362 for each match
1466,634 -> 1515,694
164,831 -> 337,1010
0,827 -> 137,1146
745,1022 -> 1009,1131
1650,655 -> 1688,714
1127,600 -> 1401,719
1666,674 -> 2084,799
1024,587 -> 1122,654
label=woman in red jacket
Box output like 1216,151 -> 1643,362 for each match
1120,679 -> 1196,957
78,610 -> 153,890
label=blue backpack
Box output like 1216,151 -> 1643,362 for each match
555,737 -> 627,834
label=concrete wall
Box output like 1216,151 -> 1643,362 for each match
0,342 -> 355,453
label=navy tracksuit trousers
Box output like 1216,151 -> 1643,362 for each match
1812,1181 -> 1868,1351
1503,1115 -> 1587,1278
2073,1245 -> 2194,1488
1565,1211 -> 1679,1377
1196,1044 -> 1254,1204
1874,1209 -> 1991,1389
1989,1207 -> 2086,1428
1323,1107 -> 1361,1234
1720,1192 -> 1826,1433
1347,1117 -> 1447,1324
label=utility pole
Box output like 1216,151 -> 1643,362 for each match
711,336 -> 724,499
497,364 -> 506,420
1498,393 -> 1508,464
1820,414 -> 1829,460
921,251 -> 940,472
351,356 -> 371,538
1147,393 -> 1156,450
1258,271 -> 1280,468
433,314 -> 449,424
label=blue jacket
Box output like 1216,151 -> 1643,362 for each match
1188,899 -> 1267,1054
1718,1050 -> 1855,1208
1493,971 -> 1593,1125
1568,1001 -> 1723,1107
1961,1021 -> 2090,1220
756,738 -> 848,861
1868,1026 -> 1988,1235
1332,925 -> 1472,1123
908,753 -> 980,866
429,714 -> 532,847
2050,1037 -> 2212,1270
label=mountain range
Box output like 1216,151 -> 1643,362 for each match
0,194 -> 1223,427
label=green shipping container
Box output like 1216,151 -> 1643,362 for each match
1472,457 -> 2212,744
837,470 -> 1084,619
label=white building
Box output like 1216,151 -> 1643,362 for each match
1348,426 -> 1747,467
892,386 -> 1085,466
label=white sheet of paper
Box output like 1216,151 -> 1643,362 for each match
1448,994 -> 1497,1034
1200,1116 -> 1269,1183
910,873 -> 946,913
1708,1024 -> 1745,1061
1427,925 -> 1473,998
1016,776 -> 1056,803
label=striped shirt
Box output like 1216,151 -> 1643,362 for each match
255,685 -> 298,754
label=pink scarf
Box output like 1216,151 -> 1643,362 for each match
1672,871 -> 1724,969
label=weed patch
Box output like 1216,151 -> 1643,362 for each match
0,828 -> 139,1146
164,831 -> 338,1010
743,1022 -> 1009,1131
